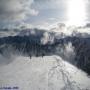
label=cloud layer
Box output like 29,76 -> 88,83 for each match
0,0 -> 90,28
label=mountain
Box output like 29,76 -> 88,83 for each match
0,28 -> 90,75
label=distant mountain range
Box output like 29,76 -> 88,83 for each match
0,28 -> 90,75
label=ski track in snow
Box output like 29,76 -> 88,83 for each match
0,55 -> 90,90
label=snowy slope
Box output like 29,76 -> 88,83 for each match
0,55 -> 90,90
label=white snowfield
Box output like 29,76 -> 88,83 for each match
0,55 -> 90,90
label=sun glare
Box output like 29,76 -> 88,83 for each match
67,0 -> 86,26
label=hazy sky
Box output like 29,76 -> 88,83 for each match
0,0 -> 90,28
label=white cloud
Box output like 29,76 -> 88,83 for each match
0,0 -> 38,22
27,9 -> 39,16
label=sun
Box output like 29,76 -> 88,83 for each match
67,0 -> 86,26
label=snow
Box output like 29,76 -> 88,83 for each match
0,55 -> 90,90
